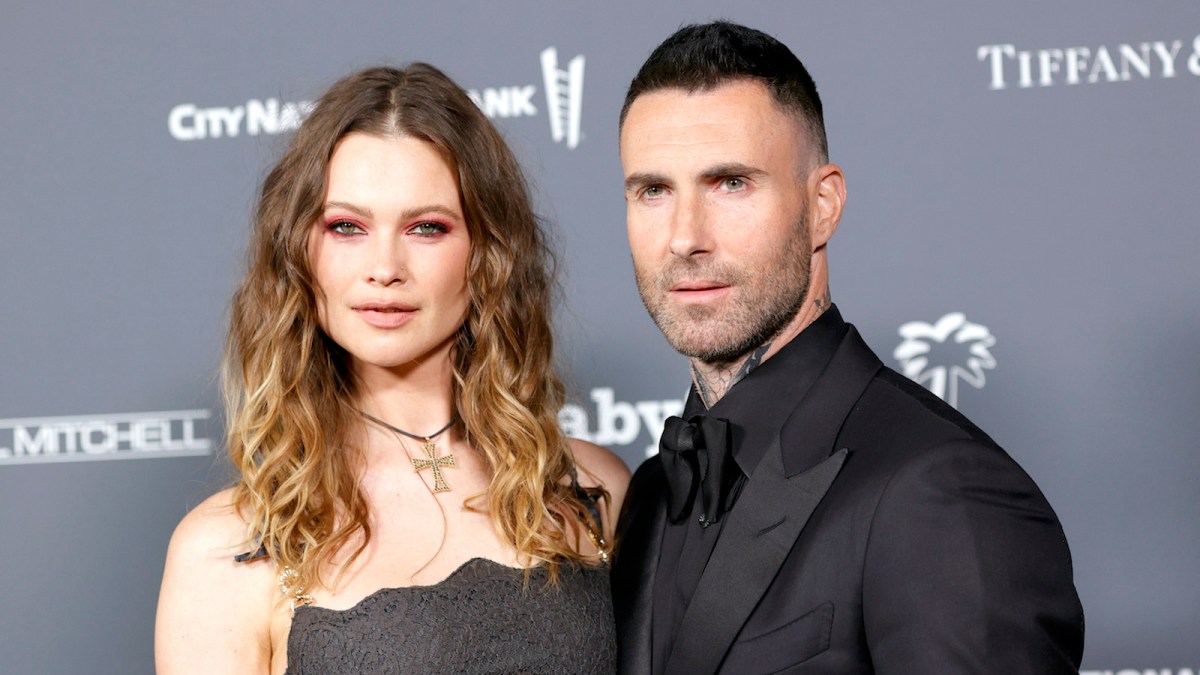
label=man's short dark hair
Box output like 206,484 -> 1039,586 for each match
620,20 -> 828,163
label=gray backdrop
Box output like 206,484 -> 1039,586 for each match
2,2 -> 1197,673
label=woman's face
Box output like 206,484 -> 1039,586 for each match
308,132 -> 471,375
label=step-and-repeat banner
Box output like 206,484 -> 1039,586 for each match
2,2 -> 1197,672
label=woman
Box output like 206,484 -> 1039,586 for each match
156,64 -> 629,674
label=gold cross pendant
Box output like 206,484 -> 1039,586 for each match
411,439 -> 456,493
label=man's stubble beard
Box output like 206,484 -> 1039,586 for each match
634,214 -> 811,365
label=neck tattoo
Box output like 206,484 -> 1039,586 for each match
693,294 -> 833,407
361,411 -> 458,493
693,341 -> 772,408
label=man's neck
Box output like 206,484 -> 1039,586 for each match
690,288 -> 831,408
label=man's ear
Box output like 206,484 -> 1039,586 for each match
808,163 -> 846,249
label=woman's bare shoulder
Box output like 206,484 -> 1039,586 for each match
156,488 -> 278,674
168,488 -> 247,554
567,438 -> 632,526
568,438 -> 631,487
161,487 -> 279,608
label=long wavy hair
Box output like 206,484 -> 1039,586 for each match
224,64 -> 601,594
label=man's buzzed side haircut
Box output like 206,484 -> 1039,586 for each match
620,20 -> 829,164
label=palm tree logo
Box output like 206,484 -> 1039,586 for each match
893,312 -> 996,409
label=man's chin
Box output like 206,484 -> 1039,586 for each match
663,329 -> 748,364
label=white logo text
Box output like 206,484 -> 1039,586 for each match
559,388 -> 683,458
979,34 -> 1200,89
467,86 -> 539,118
0,410 -> 213,465
168,98 -> 313,141
1082,669 -> 1198,675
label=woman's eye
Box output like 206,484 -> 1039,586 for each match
328,220 -> 362,235
410,222 -> 447,236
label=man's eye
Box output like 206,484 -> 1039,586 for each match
643,186 -> 664,198
722,178 -> 745,191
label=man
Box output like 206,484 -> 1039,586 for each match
611,21 -> 1084,674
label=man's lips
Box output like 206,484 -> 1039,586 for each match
671,281 -> 726,291
353,302 -> 417,328
668,281 -> 731,301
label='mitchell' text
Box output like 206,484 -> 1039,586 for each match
0,410 -> 212,465
979,34 -> 1200,89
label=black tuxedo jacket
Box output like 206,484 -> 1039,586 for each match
611,326 -> 1084,674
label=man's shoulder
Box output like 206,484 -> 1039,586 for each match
832,364 -> 1052,506
614,454 -> 668,533
612,454 -> 666,565
626,453 -> 665,495
852,364 -> 999,449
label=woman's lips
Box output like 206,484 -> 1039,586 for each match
353,304 -> 417,329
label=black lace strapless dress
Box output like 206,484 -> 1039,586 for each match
284,557 -> 615,674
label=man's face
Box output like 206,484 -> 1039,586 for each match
621,80 -> 815,363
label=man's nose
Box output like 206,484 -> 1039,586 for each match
667,194 -> 712,258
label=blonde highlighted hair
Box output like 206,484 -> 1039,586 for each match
224,64 -> 601,593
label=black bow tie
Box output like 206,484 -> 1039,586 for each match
659,415 -> 741,527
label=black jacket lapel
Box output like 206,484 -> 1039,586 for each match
663,326 -> 882,674
780,326 -> 882,477
663,444 -> 848,675
612,459 -> 669,675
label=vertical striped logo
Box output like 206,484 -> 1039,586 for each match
540,47 -> 585,149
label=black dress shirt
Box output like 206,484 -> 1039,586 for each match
650,306 -> 848,672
